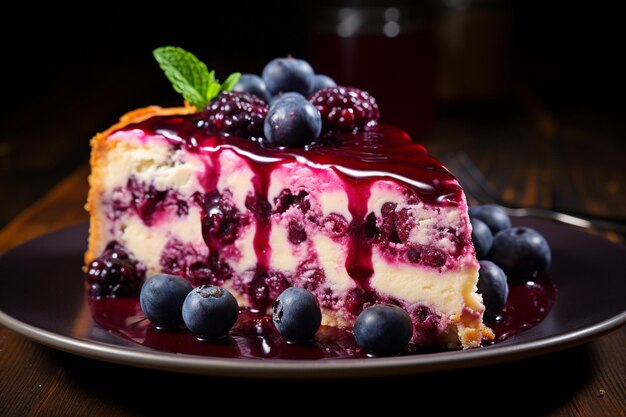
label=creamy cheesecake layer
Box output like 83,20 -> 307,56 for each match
86,106 -> 492,348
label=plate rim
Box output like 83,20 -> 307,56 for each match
2,301 -> 624,378
1,222 -> 625,378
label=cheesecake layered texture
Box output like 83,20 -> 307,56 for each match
86,106 -> 492,348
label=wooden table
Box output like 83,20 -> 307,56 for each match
1,161 -> 625,416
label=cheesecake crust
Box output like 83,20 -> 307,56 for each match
85,105 -> 195,265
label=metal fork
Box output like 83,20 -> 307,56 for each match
439,152 -> 626,233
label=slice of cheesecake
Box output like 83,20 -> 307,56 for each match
86,105 -> 493,349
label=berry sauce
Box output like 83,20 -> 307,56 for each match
88,276 -> 555,360
488,276 -> 556,342
124,114 -> 461,207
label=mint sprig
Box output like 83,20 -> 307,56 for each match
153,46 -> 241,109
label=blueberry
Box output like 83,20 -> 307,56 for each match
272,287 -> 322,343
308,74 -> 336,95
469,205 -> 511,234
264,97 -> 322,147
470,217 -> 493,259
182,285 -> 239,340
477,260 -> 509,321
262,57 -> 315,95
489,227 -> 551,281
232,73 -> 272,103
354,304 -> 413,356
139,274 -> 193,329
269,91 -> 306,107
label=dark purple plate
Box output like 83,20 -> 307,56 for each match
0,219 -> 624,378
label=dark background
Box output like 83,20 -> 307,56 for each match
1,0 -> 624,227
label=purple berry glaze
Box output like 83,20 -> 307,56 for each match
118,115 -> 463,206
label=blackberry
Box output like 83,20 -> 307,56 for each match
309,86 -> 380,134
85,241 -> 145,298
203,92 -> 268,139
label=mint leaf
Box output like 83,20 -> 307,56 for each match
154,46 -> 242,109
221,72 -> 242,93
153,46 -> 212,109
206,83 -> 221,102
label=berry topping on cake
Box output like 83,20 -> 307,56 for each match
354,304 -> 413,356
272,287 -> 322,343
477,261 -> 509,321
309,86 -> 380,133
262,56 -> 315,95
264,94 -> 322,147
203,91 -> 268,139
182,285 -> 239,340
140,274 -> 193,329
232,73 -> 272,103
84,241 -> 145,298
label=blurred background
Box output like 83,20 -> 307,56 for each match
1,0 -> 624,229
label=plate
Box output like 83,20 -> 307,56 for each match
1,219 -> 625,378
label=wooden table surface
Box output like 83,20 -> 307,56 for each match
1,133 -> 625,415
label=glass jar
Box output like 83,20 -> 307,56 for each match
309,2 -> 436,139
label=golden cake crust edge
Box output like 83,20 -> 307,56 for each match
84,105 -> 196,265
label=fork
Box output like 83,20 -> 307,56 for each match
439,152 -> 626,233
